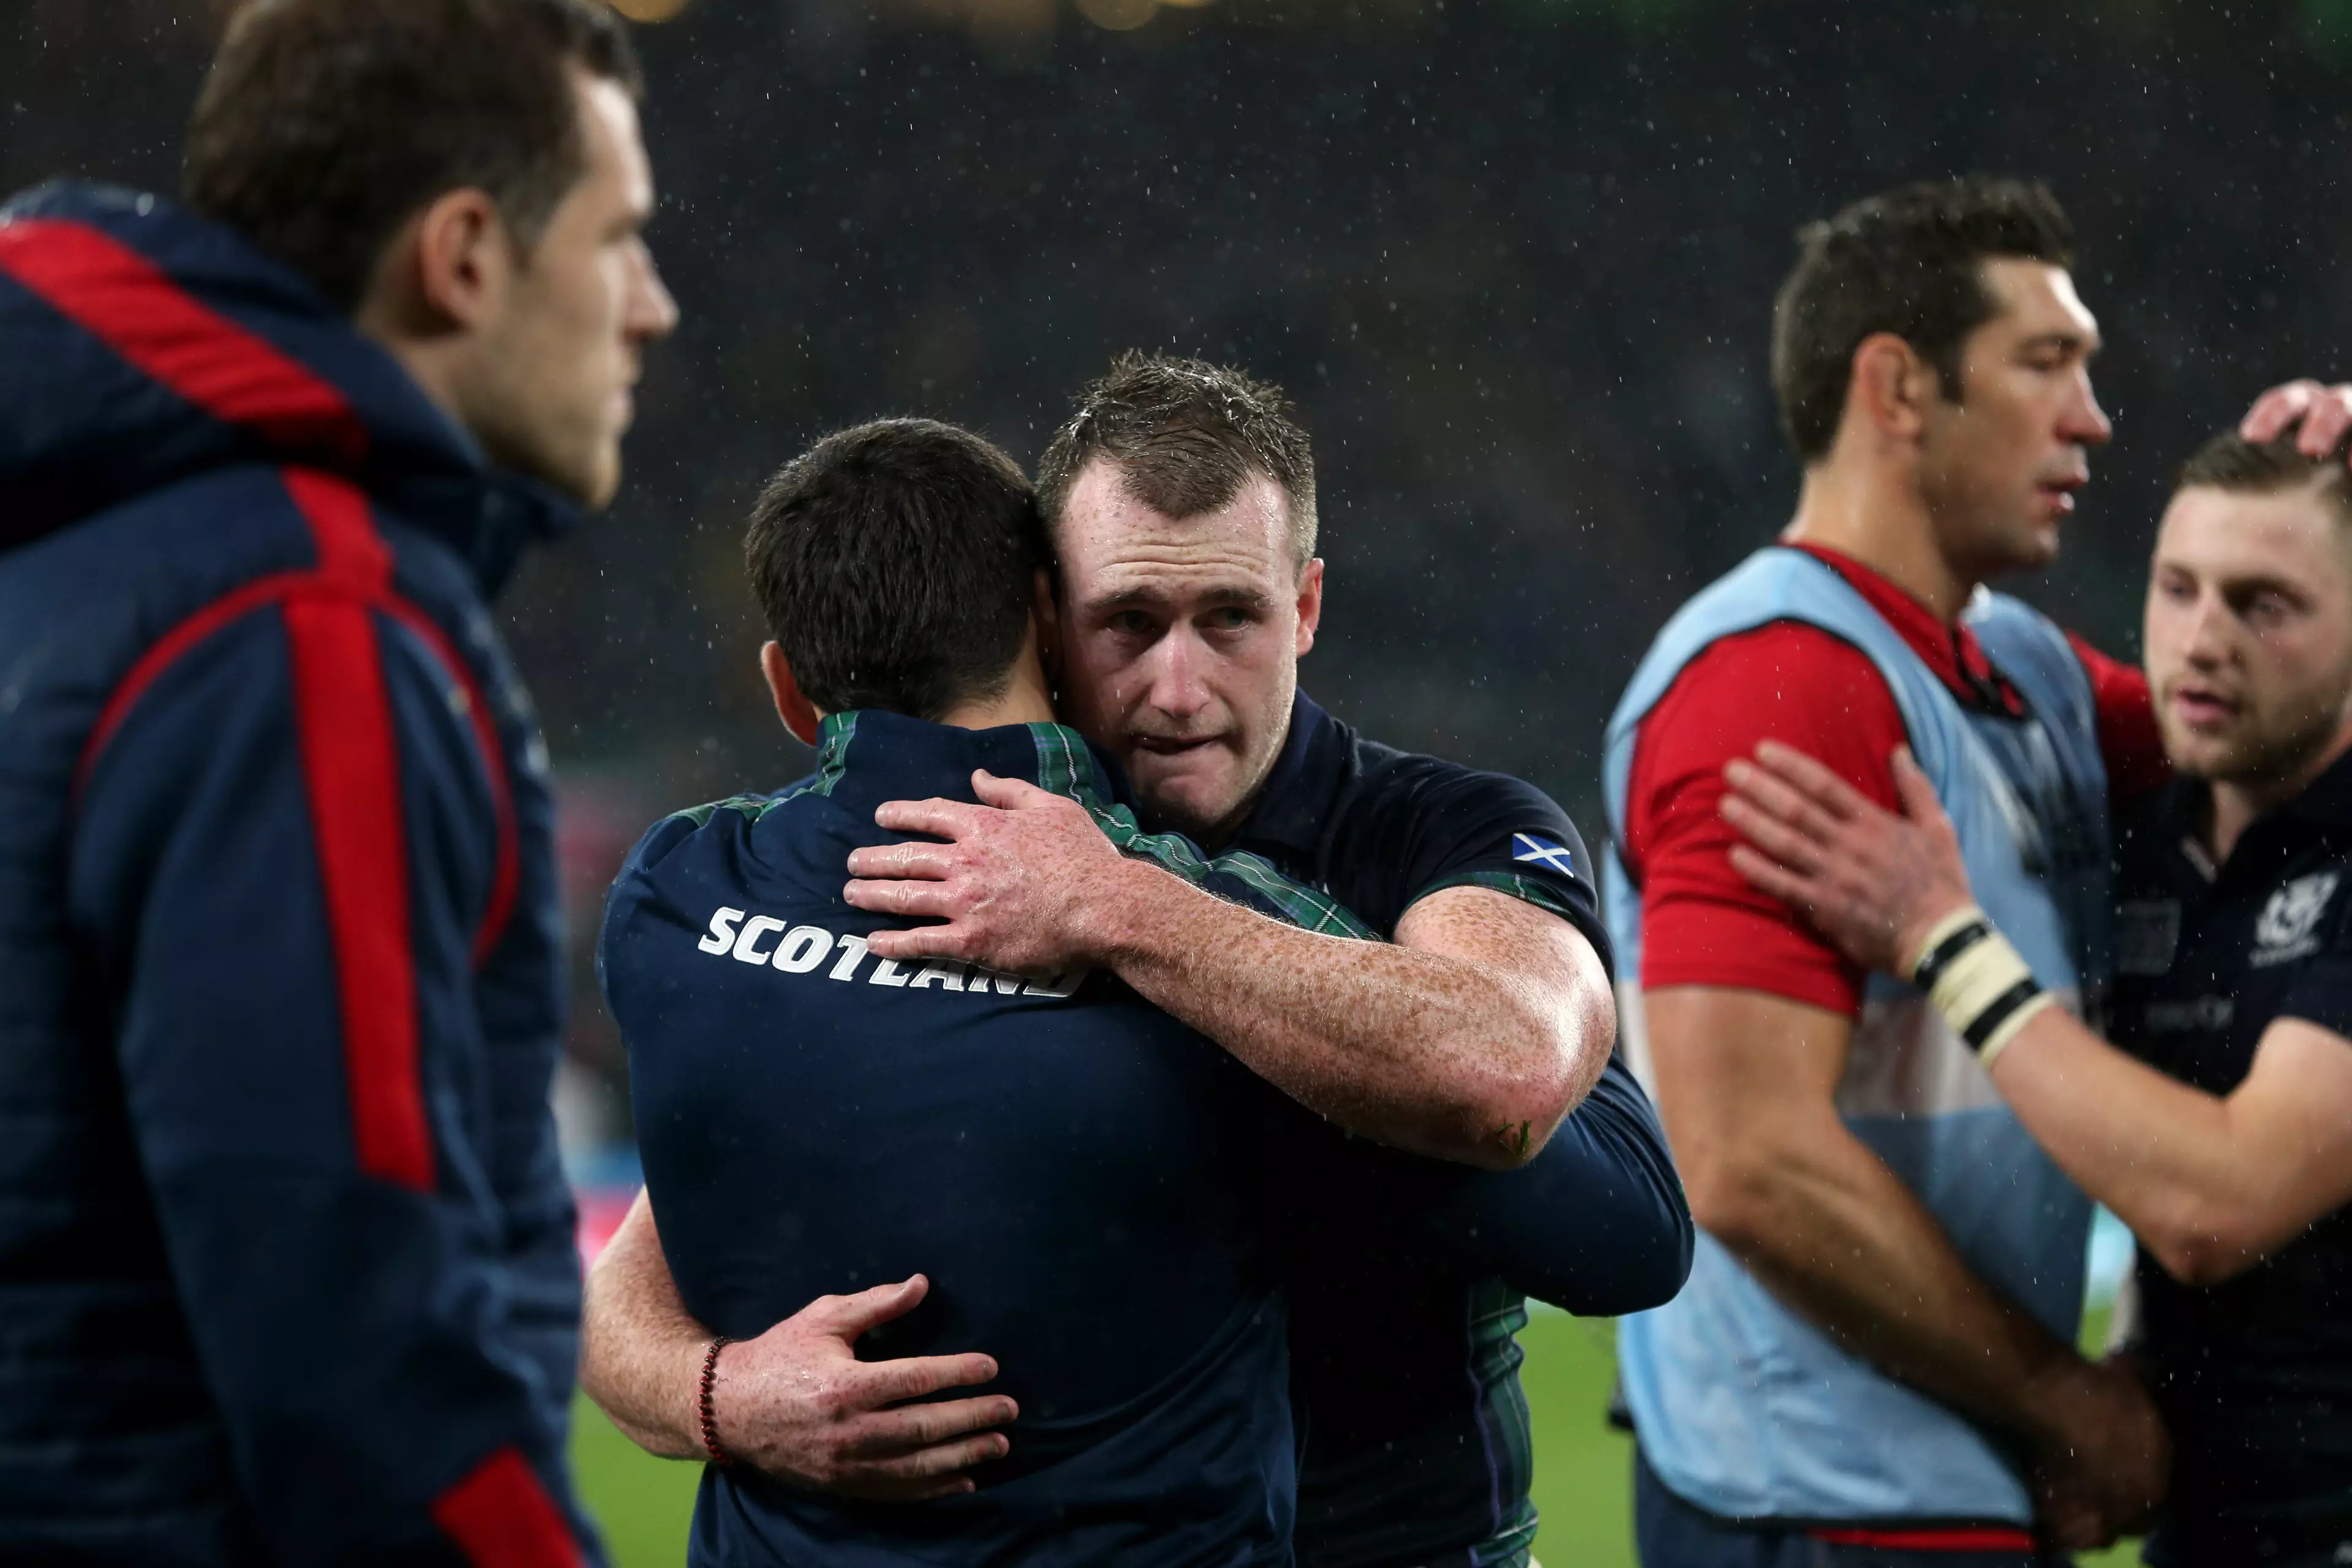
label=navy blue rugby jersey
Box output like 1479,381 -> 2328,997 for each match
1227,692 -> 1628,1568
600,711 -> 1375,1568
2111,750 -> 2352,1566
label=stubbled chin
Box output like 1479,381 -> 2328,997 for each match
2155,723 -> 2232,778
1131,757 -> 1242,834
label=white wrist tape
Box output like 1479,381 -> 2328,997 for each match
1907,903 -> 2051,1069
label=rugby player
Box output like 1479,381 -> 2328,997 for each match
584,356 -> 1656,1567
0,0 -> 674,1561
1719,427 -> 2352,1566
598,417 -> 1690,1562
1599,177 -> 2169,1564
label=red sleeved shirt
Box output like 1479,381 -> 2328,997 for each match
1622,544 -> 2162,1018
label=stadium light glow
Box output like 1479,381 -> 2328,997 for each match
1076,0 -> 1158,28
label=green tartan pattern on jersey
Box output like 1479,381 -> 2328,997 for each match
1466,1278 -> 1539,1567
1025,723 -> 1379,941
1419,868 -> 1580,925
804,711 -> 859,797
667,713 -> 859,826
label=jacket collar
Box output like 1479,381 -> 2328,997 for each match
0,180 -> 576,596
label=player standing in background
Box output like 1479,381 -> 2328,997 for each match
0,1 -> 674,1561
1602,178 -> 2168,1564
1718,426 -> 2352,1567
584,356 -> 1662,1568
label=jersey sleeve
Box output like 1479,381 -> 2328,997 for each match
1408,1054 -> 1692,1313
2065,631 -> 2169,811
70,605 -> 599,1568
2274,890 -> 2352,1043
1339,760 -> 1614,978
1623,621 -> 1907,1017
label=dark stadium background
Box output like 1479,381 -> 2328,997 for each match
12,0 -> 2346,1559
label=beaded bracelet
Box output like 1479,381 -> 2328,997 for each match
698,1335 -> 734,1468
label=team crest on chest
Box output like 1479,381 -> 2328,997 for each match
2253,871 -> 2340,968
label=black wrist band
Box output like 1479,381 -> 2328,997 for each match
1959,976 -> 2047,1054
1910,916 -> 1992,991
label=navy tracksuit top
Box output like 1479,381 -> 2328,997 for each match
0,183 -> 601,1565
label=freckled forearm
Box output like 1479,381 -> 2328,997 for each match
1082,860 -> 1575,1167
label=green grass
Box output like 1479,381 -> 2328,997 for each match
571,1391 -> 699,1564
571,1311 -> 2144,1566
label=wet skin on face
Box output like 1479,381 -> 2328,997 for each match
472,72 -> 677,509
1047,459 -> 1323,848
2144,481 -> 2352,791
1915,258 -> 2111,581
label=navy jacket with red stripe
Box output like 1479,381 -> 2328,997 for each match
0,181 -> 605,1566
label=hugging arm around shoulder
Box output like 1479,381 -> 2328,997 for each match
1406,1052 -> 1693,1314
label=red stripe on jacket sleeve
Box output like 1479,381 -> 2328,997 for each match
75,573 -> 311,798
289,468 -> 517,963
431,1447 -> 585,1568
282,466 -> 391,590
277,469 -> 431,1186
284,592 -> 432,1190
383,601 -> 521,967
0,219 -> 367,466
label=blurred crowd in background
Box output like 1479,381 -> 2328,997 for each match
13,0 -> 2351,1158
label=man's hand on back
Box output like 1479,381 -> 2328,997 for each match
710,1278 -> 1019,1502
579,1191 -> 1016,1501
845,770 -> 1134,973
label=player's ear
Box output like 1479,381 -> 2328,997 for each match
366,186 -> 514,337
1849,331 -> 1932,446
761,641 -> 822,745
1294,557 -> 1325,658
1030,567 -> 1062,683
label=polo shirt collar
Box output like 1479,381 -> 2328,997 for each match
813,709 -> 1123,818
2147,742 -> 2352,867
1784,541 -> 2024,715
1230,688 -> 1346,861
2283,744 -> 2352,831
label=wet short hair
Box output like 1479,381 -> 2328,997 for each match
1035,352 -> 1317,571
744,420 -> 1046,723
183,0 -> 642,314
2176,430 -> 2352,526
1772,178 -> 2076,463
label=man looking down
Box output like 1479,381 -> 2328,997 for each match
1601,177 -> 2167,1563
597,418 -> 1690,1564
1719,428 -> 2352,1567
584,357 -> 1660,1568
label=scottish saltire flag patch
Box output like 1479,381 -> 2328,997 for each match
1510,832 -> 1576,873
